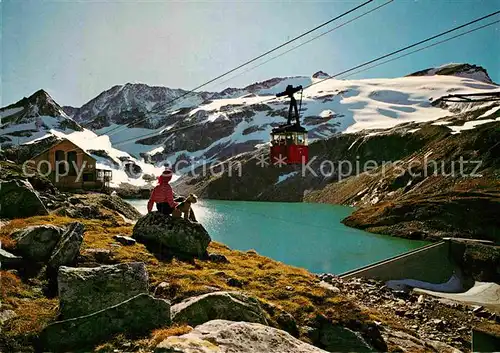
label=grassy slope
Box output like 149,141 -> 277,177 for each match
0,214 -> 378,352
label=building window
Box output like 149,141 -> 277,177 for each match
67,151 -> 77,176
55,150 -> 66,174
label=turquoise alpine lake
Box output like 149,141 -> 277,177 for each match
126,199 -> 429,274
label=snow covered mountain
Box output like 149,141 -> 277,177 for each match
0,90 -> 163,189
75,63 -> 497,173
0,90 -> 83,145
63,83 -> 214,130
3,63 -> 499,185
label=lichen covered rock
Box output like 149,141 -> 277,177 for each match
41,293 -> 171,352
171,291 -> 268,327
48,222 -> 85,269
133,211 -> 211,258
155,320 -> 328,353
0,179 -> 48,218
13,224 -> 63,262
58,262 -> 148,319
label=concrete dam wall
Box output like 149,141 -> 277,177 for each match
340,241 -> 454,283
340,238 -> 495,285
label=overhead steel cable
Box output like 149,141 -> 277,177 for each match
213,0 -> 395,90
100,0 -> 376,138
337,19 -> 500,80
300,10 -> 500,91
109,10 -> 500,149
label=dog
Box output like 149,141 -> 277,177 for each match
172,194 -> 198,221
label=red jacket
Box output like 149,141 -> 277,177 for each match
147,173 -> 178,212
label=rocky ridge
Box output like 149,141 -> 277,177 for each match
175,102 -> 500,242
408,63 -> 494,84
0,90 -> 82,146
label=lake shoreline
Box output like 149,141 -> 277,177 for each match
1,172 -> 496,353
126,198 -> 429,275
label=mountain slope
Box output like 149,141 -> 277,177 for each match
141,71 -> 498,171
58,63 -> 498,172
0,90 -> 83,145
64,83 -> 214,129
407,63 -> 494,84
1,91 -> 164,189
173,101 -> 500,242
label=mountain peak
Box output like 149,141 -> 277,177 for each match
312,71 -> 330,79
0,89 -> 81,134
407,63 -> 494,84
31,89 -> 51,98
1,89 -> 60,115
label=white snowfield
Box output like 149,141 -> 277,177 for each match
152,74 -> 499,166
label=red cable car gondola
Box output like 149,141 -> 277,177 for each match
270,85 -> 309,165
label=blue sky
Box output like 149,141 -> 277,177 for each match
2,0 -> 499,107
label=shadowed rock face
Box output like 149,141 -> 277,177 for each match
155,320 -> 328,353
132,212 -> 211,258
407,63 -> 494,84
0,179 -> 49,219
317,322 -> 373,352
57,262 -> 149,319
41,293 -> 171,352
12,224 -> 63,262
48,222 -> 85,269
61,194 -> 143,221
171,291 -> 268,327
0,248 -> 22,268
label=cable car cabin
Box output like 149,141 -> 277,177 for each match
270,125 -> 308,164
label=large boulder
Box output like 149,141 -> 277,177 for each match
79,194 -> 142,220
155,320 -> 328,353
48,222 -> 85,269
171,291 -> 268,327
303,313 -> 379,352
13,225 -> 63,262
259,301 -> 299,337
133,212 -> 211,258
58,262 -> 148,319
41,293 -> 171,352
56,194 -> 142,221
0,248 -> 22,268
382,328 -> 462,353
316,322 -> 373,352
0,179 -> 48,218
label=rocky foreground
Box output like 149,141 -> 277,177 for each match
318,275 -> 499,353
1,159 -> 499,352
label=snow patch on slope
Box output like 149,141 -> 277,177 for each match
131,75 -> 499,172
448,119 -> 496,134
276,171 -> 299,184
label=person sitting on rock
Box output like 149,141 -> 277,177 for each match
147,168 -> 178,215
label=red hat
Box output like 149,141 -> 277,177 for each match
157,167 -> 173,184
162,167 -> 173,176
